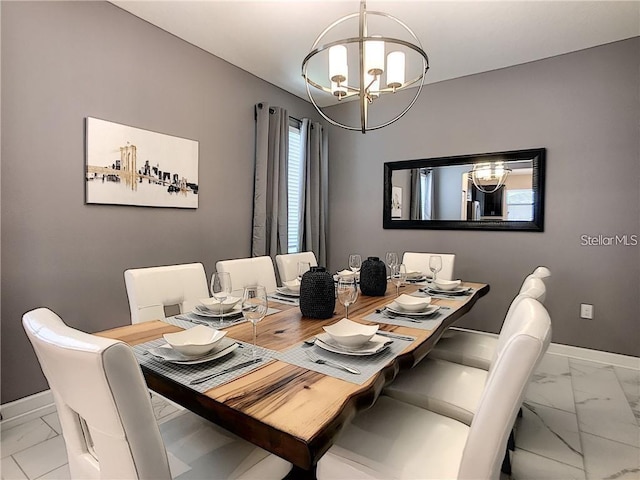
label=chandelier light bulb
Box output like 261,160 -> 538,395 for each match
365,35 -> 385,76
386,51 -> 405,89
329,45 -> 348,83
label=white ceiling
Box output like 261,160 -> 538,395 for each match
112,1 -> 639,106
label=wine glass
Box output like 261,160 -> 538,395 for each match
429,256 -> 443,284
297,261 -> 311,281
241,285 -> 268,360
348,254 -> 362,275
385,252 -> 399,275
390,264 -> 407,297
210,272 -> 232,322
337,277 -> 358,319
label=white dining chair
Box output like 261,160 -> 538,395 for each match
402,252 -> 456,280
22,308 -> 291,480
275,251 -> 318,283
428,267 -> 551,370
317,297 -> 551,480
216,256 -> 278,294
382,278 -> 547,426
124,263 -> 210,324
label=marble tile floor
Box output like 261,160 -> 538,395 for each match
1,353 -> 638,479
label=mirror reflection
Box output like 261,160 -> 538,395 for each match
384,148 -> 545,231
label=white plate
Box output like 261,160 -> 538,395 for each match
314,333 -> 391,356
427,286 -> 471,295
146,338 -> 239,365
276,287 -> 300,298
386,302 -> 440,317
193,305 -> 243,318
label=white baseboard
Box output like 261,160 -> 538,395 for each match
450,327 -> 640,370
0,389 -> 56,430
0,389 -> 184,431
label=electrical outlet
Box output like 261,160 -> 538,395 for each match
580,304 -> 593,320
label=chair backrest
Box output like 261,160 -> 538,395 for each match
216,256 -> 278,294
491,276 -> 546,365
458,298 -> 552,479
523,266 -> 551,284
22,308 -> 171,480
124,263 -> 209,324
275,251 -> 318,283
402,252 -> 456,280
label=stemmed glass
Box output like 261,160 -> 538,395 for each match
337,277 -> 358,319
297,261 -> 311,281
241,285 -> 268,360
348,254 -> 362,275
390,264 -> 407,297
210,272 -> 232,323
385,252 -> 399,276
429,256 -> 443,284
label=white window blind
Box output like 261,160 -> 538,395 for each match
287,122 -> 303,253
506,189 -> 534,221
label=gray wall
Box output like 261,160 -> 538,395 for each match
1,1 -> 320,403
326,38 -> 640,357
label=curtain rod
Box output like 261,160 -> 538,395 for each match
256,103 -> 302,124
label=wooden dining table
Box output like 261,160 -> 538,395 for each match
98,281 -> 489,478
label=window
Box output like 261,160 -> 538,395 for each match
506,189 -> 534,221
287,120 -> 303,253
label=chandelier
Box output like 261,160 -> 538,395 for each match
301,1 -> 429,133
469,162 -> 512,194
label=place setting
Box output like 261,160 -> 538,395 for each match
420,279 -> 475,300
364,293 -> 451,330
132,323 -> 275,393
279,318 -> 414,385
268,280 -> 301,305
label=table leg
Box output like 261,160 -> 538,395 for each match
283,464 -> 317,480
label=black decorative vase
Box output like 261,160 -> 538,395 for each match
359,257 -> 387,296
299,266 -> 336,319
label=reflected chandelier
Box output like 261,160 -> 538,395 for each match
301,0 -> 429,133
469,162 -> 512,194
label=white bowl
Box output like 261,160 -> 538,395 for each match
405,270 -> 423,279
394,293 -> 432,312
434,279 -> 462,291
163,325 -> 227,357
323,318 -> 379,348
336,269 -> 356,278
282,279 -> 301,294
199,296 -> 241,313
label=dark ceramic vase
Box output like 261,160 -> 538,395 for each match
299,266 -> 336,319
359,256 -> 387,296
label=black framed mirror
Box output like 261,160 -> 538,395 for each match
383,148 -> 545,231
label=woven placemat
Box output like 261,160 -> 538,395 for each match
278,335 -> 414,385
416,287 -> 476,301
267,294 -> 300,306
363,302 -> 453,330
133,338 -> 278,393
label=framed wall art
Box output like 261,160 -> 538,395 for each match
85,117 -> 199,208
391,186 -> 402,218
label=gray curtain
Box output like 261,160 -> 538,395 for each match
409,168 -> 422,220
299,119 -> 328,267
422,168 -> 434,220
252,103 -> 288,258
409,168 -> 434,220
